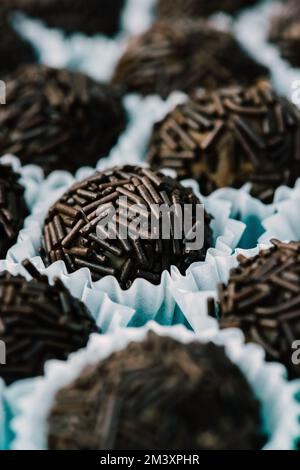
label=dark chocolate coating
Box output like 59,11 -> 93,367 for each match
111,19 -> 268,99
42,165 -> 212,289
216,239 -> 300,379
0,17 -> 36,76
0,65 -> 126,176
3,0 -> 125,37
147,81 -> 300,202
157,0 -> 260,19
269,0 -> 300,68
0,260 -> 97,385
0,163 -> 28,259
48,332 -> 266,450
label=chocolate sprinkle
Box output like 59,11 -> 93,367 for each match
0,259 -> 97,385
147,81 -> 300,202
0,163 -> 28,259
111,19 -> 268,99
0,65 -> 126,175
48,332 -> 266,450
157,0 -> 261,19
3,0 -> 125,37
268,0 -> 300,68
216,239 -> 300,379
42,165 -> 212,289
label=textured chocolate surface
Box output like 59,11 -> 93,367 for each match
42,165 -> 212,289
111,20 -> 268,99
3,0 -> 125,37
0,163 -> 28,259
48,332 -> 266,450
217,239 -> 300,379
0,260 -> 97,385
157,0 -> 260,19
269,0 -> 300,68
148,81 -> 300,202
0,65 -> 126,176
0,18 -> 36,76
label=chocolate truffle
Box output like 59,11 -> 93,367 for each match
3,0 -> 125,37
157,0 -> 260,20
0,260 -> 97,385
0,163 -> 28,259
42,165 -> 212,289
0,65 -> 126,176
217,239 -> 300,379
269,0 -> 300,68
147,81 -> 300,202
0,17 -> 36,76
111,19 -> 268,99
48,332 -> 266,450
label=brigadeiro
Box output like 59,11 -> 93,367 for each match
0,65 -> 126,176
215,239 -> 300,379
268,0 -> 300,68
3,0 -> 125,37
0,163 -> 28,259
157,0 -> 260,19
48,332 -> 266,450
42,165 -> 212,289
147,80 -> 300,202
111,19 -> 268,99
0,260 -> 97,385
0,17 -> 36,76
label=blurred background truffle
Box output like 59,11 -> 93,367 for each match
111,19 -> 268,98
48,333 -> 266,450
0,65 -> 127,175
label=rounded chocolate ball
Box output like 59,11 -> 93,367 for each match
111,19 -> 268,99
269,0 -> 300,68
147,81 -> 300,202
217,239 -> 300,379
0,17 -> 36,76
42,165 -> 212,289
0,65 -> 126,176
3,0 -> 125,37
48,332 -> 266,450
0,163 -> 28,259
157,0 -> 260,19
0,260 -> 97,385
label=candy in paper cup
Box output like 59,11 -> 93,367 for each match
8,322 -> 300,450
0,255 -> 135,334
3,167 -> 246,328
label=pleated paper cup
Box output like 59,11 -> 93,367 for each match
8,322 -> 300,450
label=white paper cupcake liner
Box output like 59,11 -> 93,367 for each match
260,187 -> 300,243
1,164 -> 246,329
7,322 -> 300,450
207,178 -> 300,249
